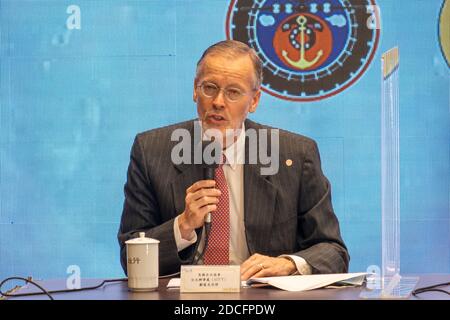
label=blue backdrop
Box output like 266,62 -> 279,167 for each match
0,0 -> 449,282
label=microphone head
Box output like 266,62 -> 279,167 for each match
203,167 -> 215,180
201,139 -> 221,167
201,139 -> 221,180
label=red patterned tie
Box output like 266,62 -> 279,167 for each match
204,155 -> 230,265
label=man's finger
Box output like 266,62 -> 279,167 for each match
196,196 -> 220,208
251,267 -> 272,279
186,180 -> 216,194
195,180 -> 216,191
241,254 -> 263,273
190,188 -> 221,202
241,260 -> 267,280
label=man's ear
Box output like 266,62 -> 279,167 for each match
193,79 -> 198,102
249,90 -> 261,113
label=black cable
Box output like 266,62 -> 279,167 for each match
0,272 -> 191,299
0,276 -> 127,300
414,289 -> 449,296
192,222 -> 211,265
0,277 -> 55,300
158,272 -> 180,279
412,281 -> 450,297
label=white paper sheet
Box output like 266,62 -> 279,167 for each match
246,273 -> 367,292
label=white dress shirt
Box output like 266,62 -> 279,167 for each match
173,123 -> 312,275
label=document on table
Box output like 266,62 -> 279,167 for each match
167,273 -> 367,292
246,273 -> 367,292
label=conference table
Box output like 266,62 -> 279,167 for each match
3,274 -> 449,300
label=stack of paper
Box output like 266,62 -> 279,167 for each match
246,273 -> 367,292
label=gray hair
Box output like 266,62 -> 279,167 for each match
196,40 -> 263,89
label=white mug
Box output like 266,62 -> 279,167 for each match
125,232 -> 160,291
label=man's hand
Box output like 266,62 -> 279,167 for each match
178,180 -> 221,239
240,253 -> 297,280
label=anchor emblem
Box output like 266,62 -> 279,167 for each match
282,15 -> 323,70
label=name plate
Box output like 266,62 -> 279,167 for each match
180,265 -> 241,293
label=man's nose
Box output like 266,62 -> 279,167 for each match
212,89 -> 226,109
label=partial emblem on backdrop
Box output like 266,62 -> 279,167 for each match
226,0 -> 381,101
439,0 -> 450,68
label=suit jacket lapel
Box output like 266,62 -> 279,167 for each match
243,120 -> 278,255
171,120 -> 204,217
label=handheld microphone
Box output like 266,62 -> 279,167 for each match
203,166 -> 215,224
192,139 -> 220,265
201,139 -> 221,225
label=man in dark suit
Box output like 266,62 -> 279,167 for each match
118,40 -> 349,279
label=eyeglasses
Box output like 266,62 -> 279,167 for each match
197,82 -> 252,103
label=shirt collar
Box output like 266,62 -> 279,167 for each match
222,123 -> 245,171
199,120 -> 245,171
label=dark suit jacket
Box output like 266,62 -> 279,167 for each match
118,119 -> 349,276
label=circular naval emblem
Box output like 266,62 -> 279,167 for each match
226,0 -> 381,101
439,0 -> 450,68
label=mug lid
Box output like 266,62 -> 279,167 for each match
125,232 -> 160,245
